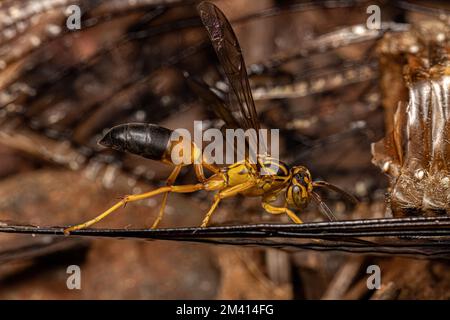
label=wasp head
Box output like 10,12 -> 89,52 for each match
286,166 -> 313,209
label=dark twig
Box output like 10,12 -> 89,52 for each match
0,217 -> 449,258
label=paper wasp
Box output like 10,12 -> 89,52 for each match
64,1 -> 356,234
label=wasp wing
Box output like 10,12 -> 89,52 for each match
185,74 -> 240,129
197,2 -> 260,132
197,2 -> 266,166
186,74 -> 250,163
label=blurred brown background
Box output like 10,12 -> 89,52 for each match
0,0 -> 449,299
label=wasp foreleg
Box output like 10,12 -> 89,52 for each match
262,201 -> 303,224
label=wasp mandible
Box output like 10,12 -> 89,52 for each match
64,2 -> 356,234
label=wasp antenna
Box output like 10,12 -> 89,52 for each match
311,191 -> 337,221
312,181 -> 358,205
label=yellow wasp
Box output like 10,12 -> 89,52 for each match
64,2 -> 356,234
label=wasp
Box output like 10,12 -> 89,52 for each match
64,2 -> 356,234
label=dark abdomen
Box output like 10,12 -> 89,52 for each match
98,123 -> 172,161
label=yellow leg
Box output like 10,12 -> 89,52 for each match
194,161 -> 220,182
153,160 -> 221,228
201,197 -> 221,227
201,180 -> 256,227
262,201 -> 303,224
194,163 -> 207,182
64,183 -> 204,234
203,162 -> 220,174
151,165 -> 182,229
192,142 -> 220,182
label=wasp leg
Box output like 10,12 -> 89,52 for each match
262,201 -> 303,224
194,159 -> 220,182
201,180 -> 256,227
192,142 -> 220,181
194,163 -> 207,182
203,162 -> 220,174
157,156 -> 221,228
151,165 -> 183,229
64,183 -> 204,234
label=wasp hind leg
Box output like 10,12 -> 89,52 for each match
64,183 -> 204,234
153,161 -> 220,229
151,165 -> 183,229
262,201 -> 303,224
